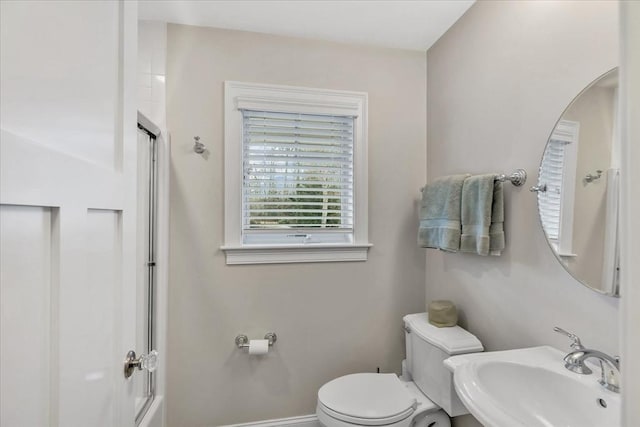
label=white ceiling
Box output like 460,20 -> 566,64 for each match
138,0 -> 474,51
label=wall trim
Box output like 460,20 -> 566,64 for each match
620,1 -> 640,425
221,244 -> 372,264
222,80 -> 370,264
219,414 -> 320,427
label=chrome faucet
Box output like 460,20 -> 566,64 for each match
554,327 -> 621,393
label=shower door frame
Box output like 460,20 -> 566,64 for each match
136,117 -> 160,425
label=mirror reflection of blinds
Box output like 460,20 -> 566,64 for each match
242,110 -> 354,231
539,138 -> 568,241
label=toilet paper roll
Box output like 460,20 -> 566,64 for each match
248,339 -> 269,355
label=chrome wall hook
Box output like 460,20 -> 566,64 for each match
193,136 -> 206,154
530,184 -> 547,193
584,169 -> 603,183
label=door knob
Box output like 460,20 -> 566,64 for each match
124,349 -> 159,379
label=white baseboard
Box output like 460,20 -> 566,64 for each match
220,414 -> 320,427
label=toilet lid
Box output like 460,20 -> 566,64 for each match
318,374 -> 416,424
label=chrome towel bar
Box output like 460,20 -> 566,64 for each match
421,169 -> 527,192
496,169 -> 527,186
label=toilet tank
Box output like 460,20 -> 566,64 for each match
403,313 -> 483,417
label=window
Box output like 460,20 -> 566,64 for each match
222,81 -> 370,264
538,119 -> 579,256
242,110 -> 354,242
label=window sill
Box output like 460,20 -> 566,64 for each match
220,243 -> 373,265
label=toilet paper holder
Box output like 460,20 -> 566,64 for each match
235,332 -> 277,349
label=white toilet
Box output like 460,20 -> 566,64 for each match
316,313 -> 483,427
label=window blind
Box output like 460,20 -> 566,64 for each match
242,110 -> 354,234
538,138 -> 567,241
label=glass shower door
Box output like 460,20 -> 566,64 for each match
134,125 -> 158,424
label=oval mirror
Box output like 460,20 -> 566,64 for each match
535,68 -> 620,296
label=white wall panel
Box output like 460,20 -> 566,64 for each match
58,209 -> 121,427
0,0 -> 119,168
0,205 -> 54,427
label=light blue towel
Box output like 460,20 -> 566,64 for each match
460,174 -> 504,256
418,174 -> 469,252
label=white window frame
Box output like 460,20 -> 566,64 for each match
221,81 -> 371,264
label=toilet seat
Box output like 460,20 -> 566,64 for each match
317,373 -> 416,426
317,401 -> 414,426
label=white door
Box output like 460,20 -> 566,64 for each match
1,1 -> 139,426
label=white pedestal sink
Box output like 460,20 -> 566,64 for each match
444,346 -> 620,427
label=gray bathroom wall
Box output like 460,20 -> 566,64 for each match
425,2 -> 619,425
166,25 -> 427,426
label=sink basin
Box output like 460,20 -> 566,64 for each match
444,346 -> 620,427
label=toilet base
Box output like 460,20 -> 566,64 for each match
317,405 -> 450,427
